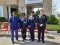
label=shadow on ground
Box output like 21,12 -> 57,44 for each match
13,40 -> 60,45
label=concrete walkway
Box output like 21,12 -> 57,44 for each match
0,32 -> 60,45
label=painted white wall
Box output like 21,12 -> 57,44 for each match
0,6 -> 3,17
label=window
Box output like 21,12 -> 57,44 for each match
0,6 -> 3,17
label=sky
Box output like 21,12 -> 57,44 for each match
56,0 -> 60,14
52,0 -> 60,14
33,0 -> 60,14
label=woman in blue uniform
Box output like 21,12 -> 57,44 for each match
10,11 -> 20,44
28,13 -> 35,41
20,13 -> 27,41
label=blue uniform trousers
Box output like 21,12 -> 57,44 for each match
21,28 -> 26,40
29,27 -> 35,40
11,29 -> 18,42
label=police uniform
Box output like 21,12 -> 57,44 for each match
28,15 -> 35,41
37,14 -> 47,43
20,17 -> 27,41
10,16 -> 20,43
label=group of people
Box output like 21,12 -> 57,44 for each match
9,9 -> 47,44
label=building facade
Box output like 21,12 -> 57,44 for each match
0,0 -> 52,19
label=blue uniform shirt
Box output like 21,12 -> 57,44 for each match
20,18 -> 27,28
28,16 -> 35,27
37,14 -> 47,26
10,16 -> 20,29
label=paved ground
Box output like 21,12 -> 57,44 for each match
0,32 -> 60,45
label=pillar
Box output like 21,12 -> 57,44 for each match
43,0 -> 52,16
3,6 -> 7,18
8,6 -> 11,19
18,0 -> 27,14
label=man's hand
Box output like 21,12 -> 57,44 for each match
40,24 -> 43,27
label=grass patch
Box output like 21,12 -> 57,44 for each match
47,24 -> 60,31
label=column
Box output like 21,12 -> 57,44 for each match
8,6 -> 11,19
3,6 -> 7,18
18,0 -> 27,13
43,0 -> 52,16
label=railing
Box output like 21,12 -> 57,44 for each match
0,22 -> 48,35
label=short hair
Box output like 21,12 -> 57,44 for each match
12,11 -> 16,14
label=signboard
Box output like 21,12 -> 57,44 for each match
25,0 -> 43,4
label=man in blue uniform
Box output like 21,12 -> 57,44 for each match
20,13 -> 27,41
10,11 -> 20,44
37,9 -> 47,43
28,13 -> 35,41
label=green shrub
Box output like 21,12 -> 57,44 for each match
16,12 -> 22,18
35,10 -> 40,16
47,15 -> 59,24
0,17 -> 8,22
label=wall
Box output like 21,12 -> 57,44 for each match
43,0 -> 52,16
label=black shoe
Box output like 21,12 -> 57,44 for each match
42,41 -> 45,43
24,38 -> 27,40
37,40 -> 40,42
12,41 -> 14,44
32,39 -> 34,41
23,39 -> 25,41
